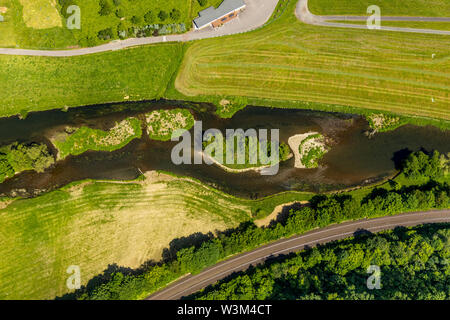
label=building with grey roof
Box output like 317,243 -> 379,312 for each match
193,0 -> 246,30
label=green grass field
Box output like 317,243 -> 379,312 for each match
174,0 -> 450,120
0,172 -> 253,299
0,43 -> 183,118
308,0 -> 450,16
332,20 -> 450,32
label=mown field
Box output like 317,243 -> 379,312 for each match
0,172 -> 251,299
308,0 -> 450,16
174,0 -> 450,120
0,43 -> 183,118
0,170 -> 315,300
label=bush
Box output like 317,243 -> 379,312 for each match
59,0 -> 76,18
144,11 -> 155,24
170,9 -> 181,21
158,10 -> 168,21
115,8 -> 124,18
99,0 -> 113,16
403,150 -> 448,180
131,15 -> 142,25
0,142 -> 54,182
117,23 -> 127,39
197,0 -> 208,7
97,28 -> 114,40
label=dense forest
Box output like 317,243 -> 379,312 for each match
72,150 -> 449,300
188,223 -> 450,300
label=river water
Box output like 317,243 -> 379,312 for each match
0,101 -> 448,198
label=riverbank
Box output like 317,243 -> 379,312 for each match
1,0 -> 450,127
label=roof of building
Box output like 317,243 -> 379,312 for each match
193,0 -> 246,29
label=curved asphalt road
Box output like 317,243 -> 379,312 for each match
296,0 -> 450,35
147,209 -> 449,300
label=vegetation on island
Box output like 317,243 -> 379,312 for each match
51,117 -> 142,160
214,97 -> 248,118
0,142 -> 54,183
367,113 -> 404,133
202,135 -> 291,170
146,108 -> 195,141
298,133 -> 328,168
189,223 -> 450,300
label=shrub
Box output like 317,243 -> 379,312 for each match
170,9 -> 181,21
115,8 -> 124,18
99,0 -> 113,16
144,11 -> 155,24
158,10 -> 168,21
197,0 -> 208,7
131,15 -> 142,25
97,28 -> 114,40
403,150 -> 448,180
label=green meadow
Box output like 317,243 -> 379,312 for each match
0,43 -> 183,118
308,0 -> 450,16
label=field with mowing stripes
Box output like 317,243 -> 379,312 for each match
175,0 -> 450,120
308,0 -> 450,16
0,171 -> 254,299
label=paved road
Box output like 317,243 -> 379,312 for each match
147,209 -> 450,300
296,0 -> 450,35
0,0 -> 279,57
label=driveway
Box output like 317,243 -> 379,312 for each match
0,0 -> 279,57
296,0 -> 450,35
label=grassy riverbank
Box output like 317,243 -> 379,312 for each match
0,43 -> 183,118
